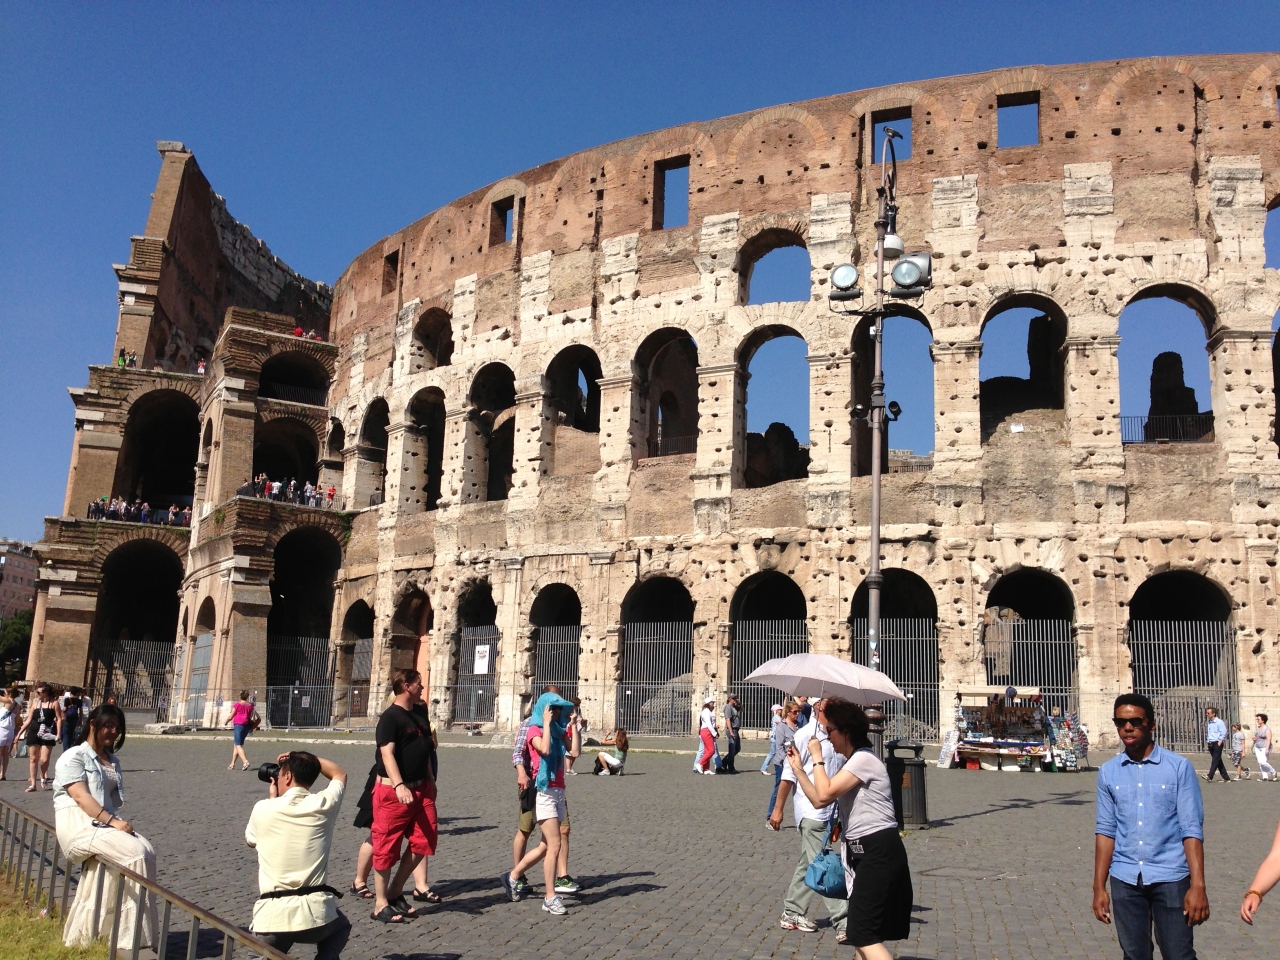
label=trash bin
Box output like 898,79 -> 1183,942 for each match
885,738 -> 928,828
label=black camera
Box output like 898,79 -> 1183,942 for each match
257,761 -> 280,783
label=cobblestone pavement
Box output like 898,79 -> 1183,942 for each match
6,738 -> 1280,959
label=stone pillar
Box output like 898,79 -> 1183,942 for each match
593,373 -> 637,539
692,362 -> 740,533
437,407 -> 471,508
223,584 -> 272,697
806,353 -> 854,527
210,401 -> 255,506
1209,328 -> 1276,469
930,341 -> 983,475
384,423 -> 415,513
26,585 -> 96,685
495,559 -> 525,730
507,383 -> 547,506
63,424 -> 122,516
1064,336 -> 1126,524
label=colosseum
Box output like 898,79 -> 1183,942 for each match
27,54 -> 1280,752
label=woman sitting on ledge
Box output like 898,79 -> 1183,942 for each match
53,703 -> 158,950
593,728 -> 629,776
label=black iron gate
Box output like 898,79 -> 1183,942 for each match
1129,620 -> 1238,753
616,622 -> 694,735
728,620 -> 809,730
454,626 -> 500,723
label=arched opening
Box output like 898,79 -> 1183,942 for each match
195,596 -> 217,634
266,526 -> 342,726
850,569 -> 940,740
1128,570 -> 1235,751
252,417 -> 320,493
337,599 -> 376,720
326,420 -> 345,459
529,584 -> 583,702
982,568 -> 1076,716
740,328 -> 809,488
200,419 -> 214,465
112,390 -> 200,510
619,576 -> 695,734
258,352 -> 330,407
738,229 -> 810,305
406,388 -> 446,512
385,588 -> 433,717
852,310 -> 935,476
454,579 -> 499,723
546,345 -> 602,432
356,399 -> 390,507
635,329 -> 699,458
728,572 -> 808,728
468,364 -> 516,502
88,539 -> 184,708
1118,287 -> 1216,443
978,296 -> 1067,442
410,308 -> 455,372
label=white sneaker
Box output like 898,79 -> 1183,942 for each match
542,895 -> 567,916
566,769 -> 578,776
598,770 -> 610,776
779,911 -> 817,932
703,769 -> 716,775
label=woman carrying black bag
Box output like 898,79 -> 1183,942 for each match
786,698 -> 913,960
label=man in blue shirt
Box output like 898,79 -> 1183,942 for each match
1202,706 -> 1230,783
1094,693 -> 1208,959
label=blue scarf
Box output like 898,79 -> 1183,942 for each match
531,691 -> 576,792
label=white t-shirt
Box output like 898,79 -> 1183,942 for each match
699,707 -> 717,734
780,717 -> 846,825
837,748 -> 898,838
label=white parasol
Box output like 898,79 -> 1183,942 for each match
743,652 -> 906,705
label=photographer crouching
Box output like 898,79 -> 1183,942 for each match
245,751 -> 349,959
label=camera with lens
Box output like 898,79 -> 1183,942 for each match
257,761 -> 280,783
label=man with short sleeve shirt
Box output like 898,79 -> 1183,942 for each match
769,699 -> 848,937
1202,707 -> 1230,783
722,694 -> 742,774
1093,693 -> 1208,960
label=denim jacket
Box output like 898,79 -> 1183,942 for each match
53,743 -> 124,815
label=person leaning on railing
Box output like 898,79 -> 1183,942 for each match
52,703 -> 158,950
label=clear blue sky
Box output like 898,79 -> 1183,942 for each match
2,3 -> 1278,540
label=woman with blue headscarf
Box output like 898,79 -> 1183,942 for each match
503,691 -> 580,915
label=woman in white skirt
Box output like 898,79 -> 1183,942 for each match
52,703 -> 158,950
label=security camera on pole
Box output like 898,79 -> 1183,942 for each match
827,127 -> 931,674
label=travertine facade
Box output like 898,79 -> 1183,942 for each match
31,56 -> 1280,743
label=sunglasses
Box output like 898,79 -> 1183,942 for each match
1112,717 -> 1150,729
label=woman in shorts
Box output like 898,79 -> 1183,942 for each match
223,691 -> 255,771
16,683 -> 61,791
594,728 -> 629,775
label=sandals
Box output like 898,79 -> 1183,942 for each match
411,888 -> 443,903
370,905 -> 407,924
24,784 -> 36,793
389,895 -> 421,919
350,882 -> 374,900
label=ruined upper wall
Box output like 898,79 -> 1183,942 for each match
330,54 -> 1280,359
115,142 -> 332,371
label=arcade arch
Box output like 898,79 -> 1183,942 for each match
258,352 -> 330,407
467,364 -> 516,502
852,309 -> 935,476
978,295 -> 1067,442
253,417 -> 320,488
728,572 -> 808,728
529,583 -> 583,700
405,388 -> 446,512
982,568 -> 1076,715
356,399 -> 390,507
620,576 -> 696,735
635,329 -> 699,458
739,327 -> 809,489
410,308 -> 454,372
738,229 -> 810,305
112,390 -> 200,508
455,579 -> 499,723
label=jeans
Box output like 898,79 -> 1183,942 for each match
1110,875 -> 1197,960
256,913 -> 351,960
767,763 -> 783,816
1206,743 -> 1230,781
724,733 -> 740,772
783,818 -> 848,931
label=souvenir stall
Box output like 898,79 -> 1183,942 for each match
945,687 -> 1054,772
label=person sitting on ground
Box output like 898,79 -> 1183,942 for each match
593,728 -> 629,776
245,751 -> 350,959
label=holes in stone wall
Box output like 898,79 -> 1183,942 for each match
410,309 -> 454,372
653,155 -> 690,230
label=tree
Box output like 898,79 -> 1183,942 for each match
0,609 -> 33,683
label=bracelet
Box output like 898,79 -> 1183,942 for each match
813,761 -> 826,766
394,782 -> 404,788
1246,889 -> 1264,900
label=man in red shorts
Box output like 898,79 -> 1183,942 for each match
370,668 -> 436,924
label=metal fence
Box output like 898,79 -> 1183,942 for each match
0,797 -> 290,960
266,636 -> 335,727
851,618 -> 941,741
616,622 -> 695,735
259,381 -> 329,406
981,619 -> 1078,718
534,625 -> 582,703
86,637 -> 176,714
729,620 -> 809,730
453,626 -> 500,723
1119,413 -> 1215,444
646,435 -> 697,458
1129,620 -> 1238,753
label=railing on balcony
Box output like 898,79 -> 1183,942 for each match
1119,414 -> 1215,444
645,435 -> 697,458
259,381 -> 329,407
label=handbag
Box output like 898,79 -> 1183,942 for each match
804,819 -> 847,899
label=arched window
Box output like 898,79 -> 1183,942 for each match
739,327 -> 809,489
1118,286 -> 1216,444
1128,571 -> 1235,752
529,584 -> 583,701
266,526 -> 342,723
983,568 -> 1076,716
410,309 -> 454,372
738,229 -> 810,305
357,399 -> 390,507
112,390 -> 201,509
546,345 -> 602,432
339,599 -> 376,717
619,577 -> 695,734
850,569 -> 939,740
728,572 -> 808,728
979,296 -> 1067,442
852,310 -> 935,476
635,329 -> 699,458
467,364 -> 516,502
406,389 -> 446,512
455,580 -> 499,723
253,417 -> 320,489
88,539 -> 184,706
258,352 -> 330,407
194,596 -> 217,635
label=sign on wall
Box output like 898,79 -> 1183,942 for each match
473,644 -> 491,675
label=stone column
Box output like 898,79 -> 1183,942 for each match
495,558 -> 525,730
1064,336 -> 1126,524
806,353 -> 854,527
383,423 -> 413,514
438,407 -> 473,508
593,373 -> 637,540
507,383 -> 547,506
1209,328 -> 1276,469
692,362 -> 740,533
930,341 -> 983,476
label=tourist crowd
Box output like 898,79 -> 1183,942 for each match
237,474 -> 337,508
87,497 -> 192,525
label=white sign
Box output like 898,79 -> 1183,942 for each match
473,644 -> 492,675
300,696 -> 311,708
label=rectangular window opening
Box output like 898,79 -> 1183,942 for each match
997,91 -> 1040,148
490,196 -> 515,246
381,251 -> 399,297
871,108 -> 911,162
653,156 -> 690,230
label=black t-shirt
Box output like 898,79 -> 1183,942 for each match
375,704 -> 434,784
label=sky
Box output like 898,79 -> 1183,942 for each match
2,2 -> 1279,541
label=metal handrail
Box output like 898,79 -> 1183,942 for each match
0,797 -> 290,960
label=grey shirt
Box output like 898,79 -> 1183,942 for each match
723,703 -> 741,737
837,748 -> 898,839
768,720 -> 797,767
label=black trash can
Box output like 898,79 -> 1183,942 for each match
885,738 -> 929,829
